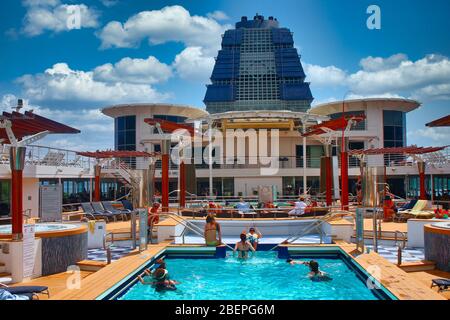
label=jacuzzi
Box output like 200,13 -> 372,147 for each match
425,221 -> 450,272
0,223 -> 88,276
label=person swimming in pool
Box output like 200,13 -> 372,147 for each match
245,227 -> 262,250
152,268 -> 179,291
138,258 -> 168,283
286,259 -> 332,281
234,233 -> 255,259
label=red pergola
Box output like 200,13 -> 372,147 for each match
301,115 -> 366,208
426,115 -> 450,127
144,118 -> 195,136
349,146 -> 447,156
1,110 -> 80,240
143,118 -> 195,210
349,146 -> 448,200
302,116 -> 366,137
0,111 -> 80,142
76,150 -> 160,202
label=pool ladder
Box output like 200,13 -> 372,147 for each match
103,232 -> 115,264
270,211 -> 338,251
394,230 -> 407,265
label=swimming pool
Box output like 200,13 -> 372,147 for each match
112,250 -> 394,300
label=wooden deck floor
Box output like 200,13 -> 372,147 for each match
11,271 -> 94,300
338,243 -> 445,300
50,241 -> 172,300
408,270 -> 450,300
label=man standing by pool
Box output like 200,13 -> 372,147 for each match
288,197 -> 308,216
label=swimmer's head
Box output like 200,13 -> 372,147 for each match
249,227 -> 255,233
154,268 -> 168,280
206,214 -> 215,223
155,258 -> 166,269
299,197 -> 305,202
240,233 -> 247,242
286,258 -> 293,263
309,260 -> 319,273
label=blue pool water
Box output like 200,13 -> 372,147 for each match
119,252 -> 385,300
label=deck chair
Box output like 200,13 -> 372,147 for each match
431,279 -> 450,292
0,283 -> 49,299
80,202 -> 115,222
91,202 -> 123,221
40,151 -> 65,166
121,199 -> 134,211
102,201 -> 130,220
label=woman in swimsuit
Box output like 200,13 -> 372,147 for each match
233,233 -> 255,259
204,214 -> 222,246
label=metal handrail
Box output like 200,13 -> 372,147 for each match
270,210 -> 338,251
161,213 -> 235,251
103,232 -> 114,264
394,230 -> 407,265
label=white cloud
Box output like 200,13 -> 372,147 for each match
359,53 -> 408,72
93,56 -> 172,84
207,11 -> 229,21
16,62 -> 170,104
173,47 -> 215,82
305,54 -> 450,102
22,0 -> 99,36
97,5 -> 230,54
348,54 -> 450,95
304,63 -> 347,86
408,127 -> 450,147
0,93 -> 114,150
99,0 -> 118,7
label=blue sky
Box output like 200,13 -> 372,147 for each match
0,0 -> 449,150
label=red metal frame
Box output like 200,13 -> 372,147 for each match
77,150 -> 160,202
302,116 -> 366,137
349,146 -> 447,201
426,115 -> 450,127
11,169 -> 23,237
325,156 -> 333,206
2,111 -> 80,239
143,118 -> 195,209
0,111 -> 80,143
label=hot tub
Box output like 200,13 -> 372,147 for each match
424,222 -> 450,272
0,223 -> 88,275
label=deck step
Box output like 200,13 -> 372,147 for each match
76,260 -> 108,272
399,260 -> 436,272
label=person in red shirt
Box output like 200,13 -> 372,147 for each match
148,202 -> 161,226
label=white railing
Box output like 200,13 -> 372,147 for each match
0,144 -> 92,169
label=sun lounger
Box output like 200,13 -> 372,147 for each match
102,201 -> 130,220
121,199 -> 133,211
394,200 -> 434,221
92,202 -> 123,221
0,283 -> 49,299
2,285 -> 49,298
81,202 -> 115,222
431,278 -> 450,292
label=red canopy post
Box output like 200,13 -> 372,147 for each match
323,145 -> 333,206
1,107 -> 80,240
418,161 -> 427,200
94,163 -> 101,202
10,147 -> 25,240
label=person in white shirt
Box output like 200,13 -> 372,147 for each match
288,197 -> 308,216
